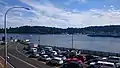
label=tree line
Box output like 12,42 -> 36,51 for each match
0,25 -> 120,35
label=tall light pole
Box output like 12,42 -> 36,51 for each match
4,7 -> 30,68
38,36 -> 40,44
72,34 -> 73,49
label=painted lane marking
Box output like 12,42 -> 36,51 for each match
16,43 -> 59,68
0,63 -> 4,68
16,43 -> 28,57
16,43 -> 45,63
0,56 -> 15,68
8,53 -> 38,68
7,43 -> 37,68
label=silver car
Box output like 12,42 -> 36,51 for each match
38,54 -> 51,61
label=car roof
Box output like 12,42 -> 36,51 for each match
43,55 -> 48,57
109,56 -> 120,59
97,61 -> 115,65
52,51 -> 57,52
54,55 -> 64,57
45,47 -> 52,48
31,47 -> 37,49
54,57 -> 62,60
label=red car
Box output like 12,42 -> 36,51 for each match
65,57 -> 83,64
77,55 -> 86,62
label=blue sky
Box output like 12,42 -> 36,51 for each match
0,0 -> 120,28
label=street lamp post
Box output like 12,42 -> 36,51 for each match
4,7 -> 30,68
72,34 -> 73,49
38,36 -> 40,44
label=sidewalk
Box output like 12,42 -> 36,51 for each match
0,56 -> 5,68
0,56 -> 14,68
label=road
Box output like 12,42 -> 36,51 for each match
0,42 -> 53,68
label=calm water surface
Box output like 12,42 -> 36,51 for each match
0,34 -> 120,53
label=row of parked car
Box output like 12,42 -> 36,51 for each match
23,43 -> 120,68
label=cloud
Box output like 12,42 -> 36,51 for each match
64,0 -> 87,5
0,0 -> 7,5
19,0 -> 120,28
1,0 -> 120,28
77,0 -> 87,3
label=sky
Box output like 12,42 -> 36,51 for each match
0,0 -> 120,28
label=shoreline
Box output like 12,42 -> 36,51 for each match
87,34 -> 120,38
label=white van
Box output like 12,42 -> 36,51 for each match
29,48 -> 37,53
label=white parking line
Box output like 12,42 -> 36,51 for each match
0,43 -> 37,68
8,53 -> 38,68
0,56 -> 15,68
16,43 -> 28,57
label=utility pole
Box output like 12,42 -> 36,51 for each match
3,7 -> 30,68
72,34 -> 73,49
38,36 -> 40,45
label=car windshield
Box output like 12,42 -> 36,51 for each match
42,55 -> 49,58
44,48 -> 49,51
55,55 -> 63,58
104,64 -> 114,67
53,59 -> 60,61
62,62 -> 81,68
109,58 -> 120,60
96,63 -> 114,67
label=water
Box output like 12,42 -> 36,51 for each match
0,34 -> 120,53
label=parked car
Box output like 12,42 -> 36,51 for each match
44,47 -> 53,51
76,50 -> 81,56
65,57 -> 83,64
60,61 -> 83,68
54,55 -> 67,61
39,50 -> 46,55
52,51 -> 58,55
28,43 -> 38,48
76,55 -> 86,62
38,54 -> 51,61
28,52 -> 39,58
53,48 -> 61,54
116,63 -> 120,68
46,57 -> 64,65
0,41 -> 5,45
88,61 -> 116,68
102,57 -> 108,60
60,51 -> 69,57
108,56 -> 120,63
85,54 -> 95,61
28,48 -> 37,53
86,58 -> 99,65
45,51 -> 54,58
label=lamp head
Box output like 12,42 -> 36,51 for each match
25,7 -> 30,10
